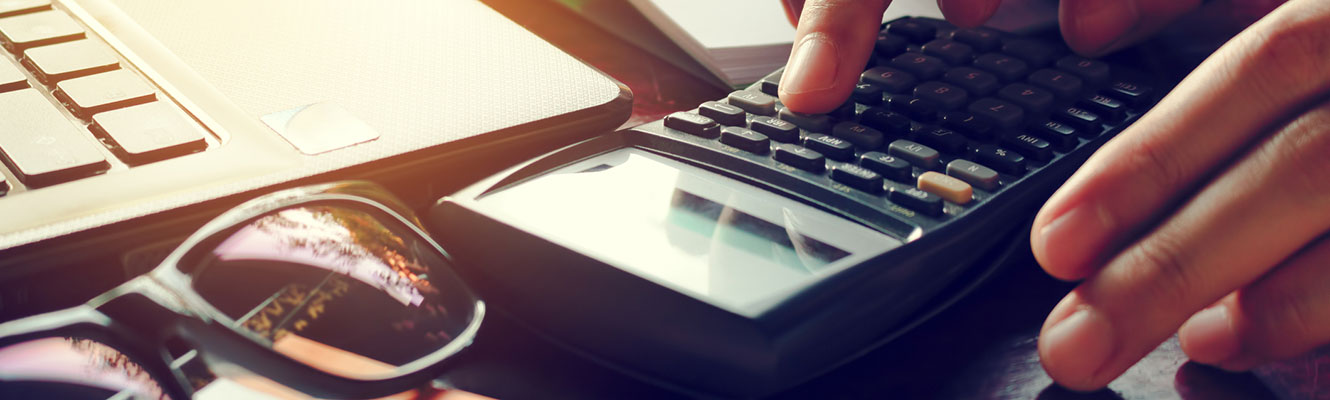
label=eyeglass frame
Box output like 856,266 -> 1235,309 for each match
0,181 -> 486,399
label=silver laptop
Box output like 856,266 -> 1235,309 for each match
0,0 -> 631,276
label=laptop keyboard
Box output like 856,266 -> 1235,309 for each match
0,1 -> 210,195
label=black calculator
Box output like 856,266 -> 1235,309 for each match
428,17 -> 1162,397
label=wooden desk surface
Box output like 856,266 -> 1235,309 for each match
453,1 -> 1330,398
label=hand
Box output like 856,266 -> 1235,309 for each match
1031,0 -> 1330,391
777,0 -> 1201,113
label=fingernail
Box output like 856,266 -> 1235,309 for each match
1035,203 -> 1114,277
1180,305 -> 1240,364
1041,307 -> 1116,388
1063,0 -> 1138,54
780,34 -> 839,95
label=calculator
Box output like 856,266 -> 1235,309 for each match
428,18 -> 1161,397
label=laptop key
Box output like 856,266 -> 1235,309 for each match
0,10 -> 83,52
56,69 -> 155,118
23,39 -> 118,83
0,0 -> 49,18
0,59 -> 26,92
0,89 -> 108,186
91,101 -> 206,164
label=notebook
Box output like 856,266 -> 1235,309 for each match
0,0 -> 631,278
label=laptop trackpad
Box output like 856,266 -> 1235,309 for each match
261,103 -> 378,155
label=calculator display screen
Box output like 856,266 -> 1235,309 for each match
475,148 -> 900,316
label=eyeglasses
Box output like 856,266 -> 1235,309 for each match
0,181 -> 485,399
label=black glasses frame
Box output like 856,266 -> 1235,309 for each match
0,181 -> 486,399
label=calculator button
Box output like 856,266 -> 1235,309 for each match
875,33 -> 909,58
860,151 -> 912,182
0,59 -> 25,92
804,134 -> 854,161
699,101 -> 745,126
829,100 -> 857,121
858,107 -> 910,137
886,19 -> 936,44
1001,38 -> 1056,67
888,95 -> 939,122
946,159 -> 999,191
56,69 -> 155,118
1056,56 -> 1110,86
1078,94 -> 1126,122
664,112 -> 720,139
758,72 -> 781,96
861,66 -> 916,94
0,88 -> 108,186
832,122 -> 885,150
922,39 -> 973,65
913,81 -> 968,110
853,83 -> 884,105
1053,105 -> 1102,134
887,139 -> 940,170
1027,69 -> 1083,99
23,39 -> 118,83
832,163 -> 884,194
997,83 -> 1054,114
889,186 -> 943,217
950,28 -> 1000,53
943,67 -> 999,97
1001,133 -> 1054,161
726,90 -> 776,116
0,0 -> 49,18
779,108 -> 831,133
91,101 -> 206,163
774,144 -> 825,172
1034,120 -> 1079,151
749,116 -> 799,143
967,97 -> 1024,130
972,53 -> 1028,82
918,171 -> 973,205
1107,80 -> 1152,106
972,144 -> 1026,175
719,127 -> 770,154
940,111 -> 993,140
913,126 -> 967,154
0,10 -> 83,52
889,53 -> 946,80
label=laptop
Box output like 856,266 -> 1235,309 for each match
0,0 -> 631,279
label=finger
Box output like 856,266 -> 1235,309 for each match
782,0 -> 805,26
1031,0 -> 1330,281
1058,0 -> 1202,56
1038,95 -> 1330,391
936,0 -> 1003,28
1178,231 -> 1330,370
778,0 -> 890,114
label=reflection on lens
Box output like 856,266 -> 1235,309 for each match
189,204 -> 477,379
0,337 -> 169,399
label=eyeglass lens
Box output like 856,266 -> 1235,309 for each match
0,336 -> 169,399
186,204 -> 478,379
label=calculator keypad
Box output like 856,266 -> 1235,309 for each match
652,18 -> 1154,223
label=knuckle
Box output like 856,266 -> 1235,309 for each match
1126,139 -> 1188,196
1259,105 -> 1330,206
1239,9 -> 1330,95
1119,232 -> 1199,309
